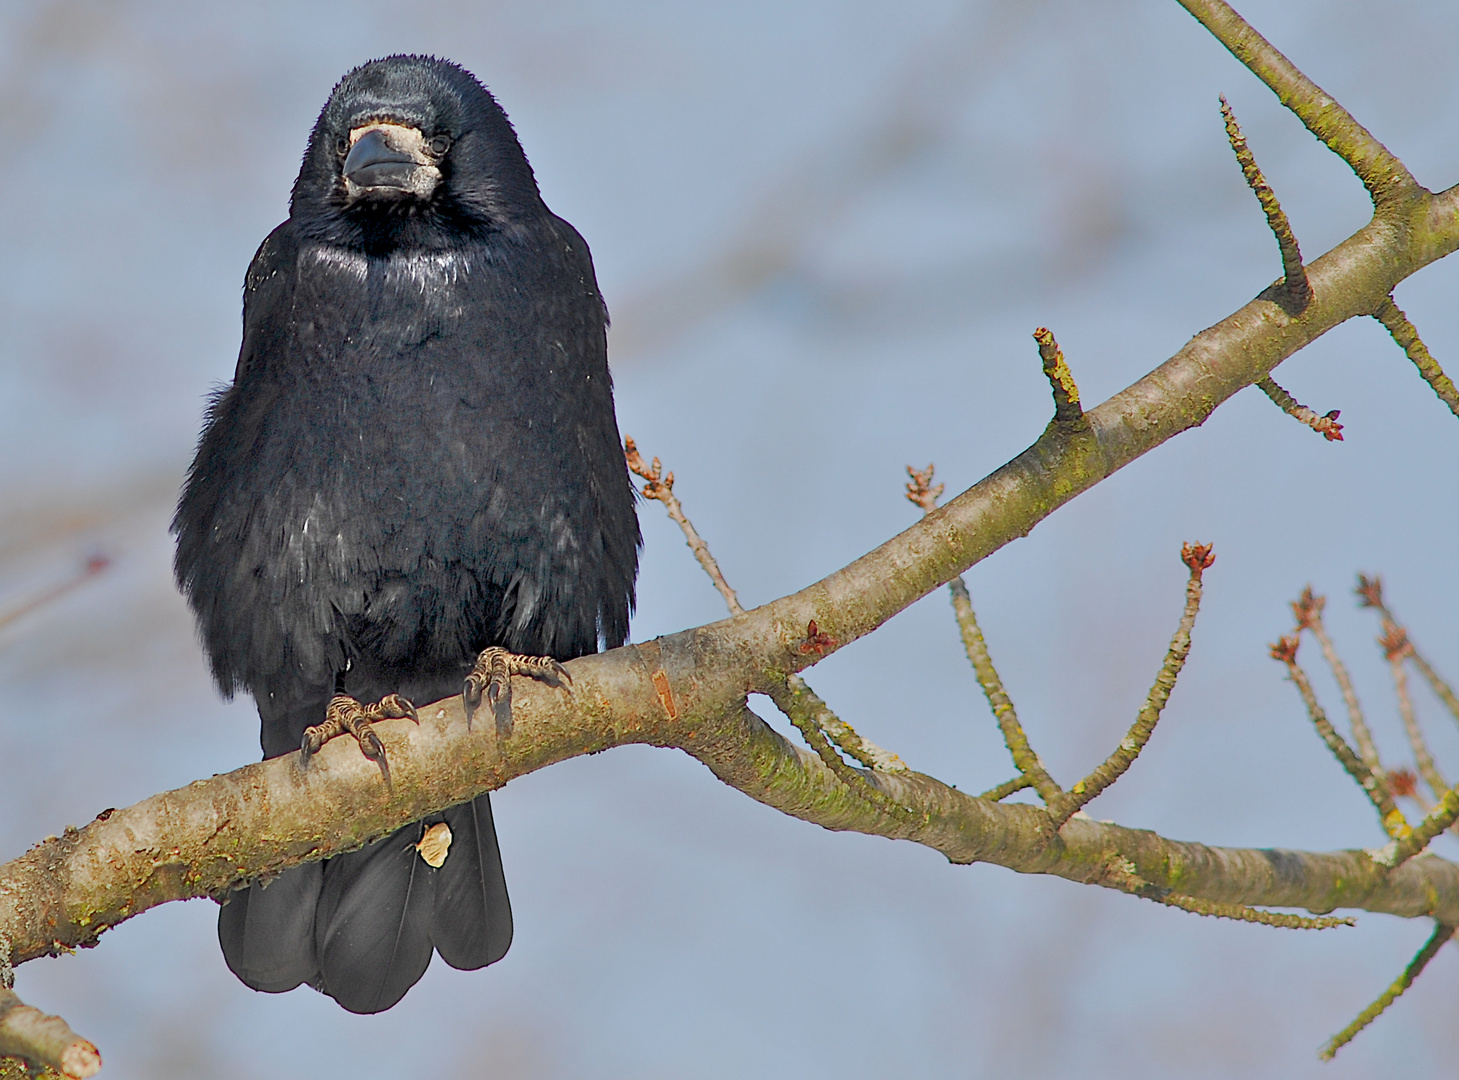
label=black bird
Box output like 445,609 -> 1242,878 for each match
173,56 -> 640,1014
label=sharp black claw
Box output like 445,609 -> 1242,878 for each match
488,678 -> 514,735
362,729 -> 386,763
463,679 -> 481,728
553,660 -> 572,688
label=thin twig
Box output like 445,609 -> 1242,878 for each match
0,988 -> 100,1079
1292,588 -> 1379,775
1269,635 -> 1406,837
1219,95 -> 1312,313
1382,627 -> 1449,803
759,687 -> 917,818
626,436 -> 907,776
907,465 -> 1061,804
978,776 -> 1033,802
1406,651 -> 1459,729
1048,543 -> 1213,828
624,437 -> 744,614
1372,296 -> 1459,420
1255,377 -> 1344,440
947,578 -> 1062,804
1104,855 -> 1352,930
1155,892 -> 1353,930
1032,328 -> 1086,428
1320,922 -> 1455,1060
1177,0 -> 1419,205
771,675 -> 907,773
0,555 -> 111,635
1358,574 -> 1459,727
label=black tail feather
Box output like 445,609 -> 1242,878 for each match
432,792 -> 513,970
314,822 -> 437,1014
218,861 -> 323,993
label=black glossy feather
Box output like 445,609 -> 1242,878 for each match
432,795 -> 513,970
174,55 -> 638,1012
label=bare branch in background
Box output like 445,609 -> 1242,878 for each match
1177,0 -> 1419,204
1382,626 -> 1450,803
0,555 -> 110,637
1358,573 -> 1459,727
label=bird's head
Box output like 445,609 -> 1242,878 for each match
290,56 -> 544,251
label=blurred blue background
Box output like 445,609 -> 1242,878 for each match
2,0 -> 1458,1076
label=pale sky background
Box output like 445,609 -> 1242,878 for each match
2,1 -> 1459,1077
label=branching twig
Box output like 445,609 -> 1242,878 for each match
1177,0 -> 1420,205
625,437 -> 744,615
907,465 -> 1061,803
1372,296 -> 1459,420
761,683 -> 918,819
1358,574 -> 1459,728
1321,922 -> 1455,1060
627,437 -> 907,777
1255,377 -> 1344,441
1219,95 -> 1312,313
1269,634 -> 1406,837
1047,543 -> 1213,828
0,989 -> 100,1079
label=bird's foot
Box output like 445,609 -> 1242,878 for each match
463,647 -> 571,734
301,693 -> 419,778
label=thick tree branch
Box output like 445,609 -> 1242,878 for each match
5,109 -> 1459,971
5,681 -> 1459,970
4,7 -> 1459,1061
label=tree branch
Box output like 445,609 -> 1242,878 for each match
1177,0 -> 1420,204
6,681 -> 1459,972
5,47 -> 1459,965
0,988 -> 100,1079
5,4 -> 1459,1066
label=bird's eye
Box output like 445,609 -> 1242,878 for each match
334,135 -> 350,156
428,134 -> 451,156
